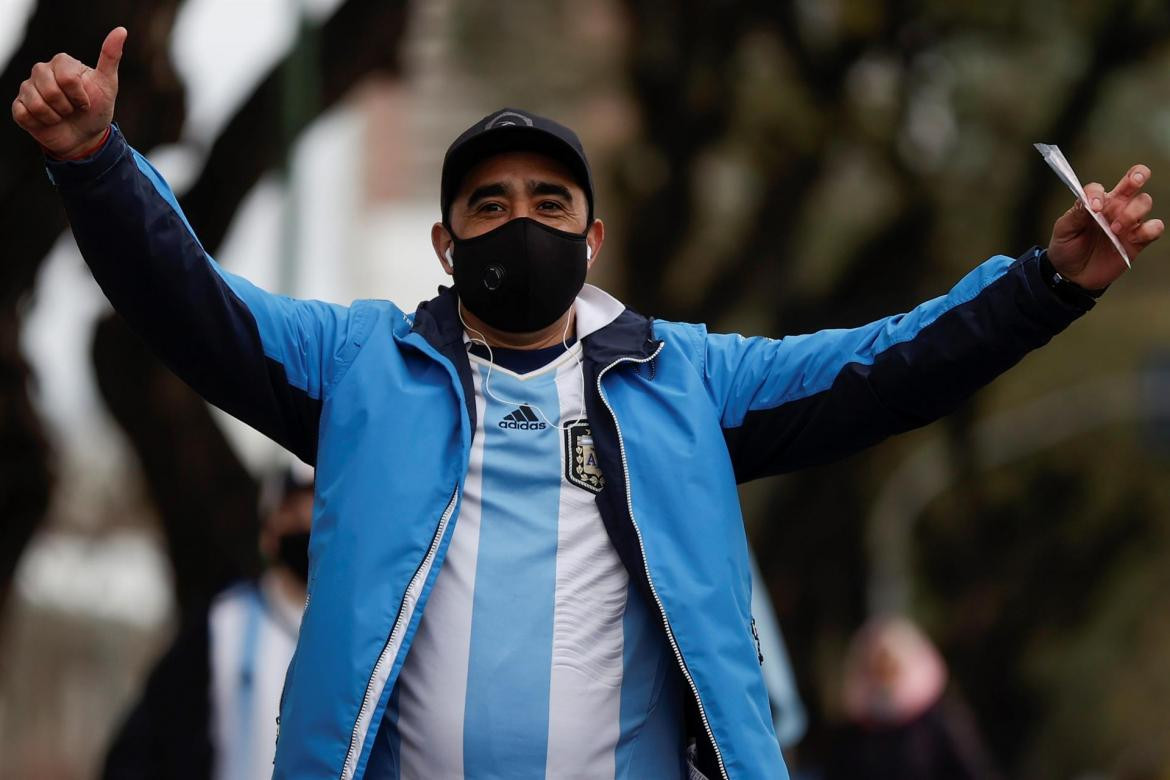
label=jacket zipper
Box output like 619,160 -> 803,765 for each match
275,583 -> 313,750
339,486 -> 460,780
596,345 -> 730,780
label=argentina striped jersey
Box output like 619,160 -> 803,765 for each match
365,341 -> 686,779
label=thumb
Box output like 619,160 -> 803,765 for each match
95,26 -> 127,79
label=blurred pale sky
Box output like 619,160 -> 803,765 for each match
173,0 -> 346,145
0,0 -> 34,68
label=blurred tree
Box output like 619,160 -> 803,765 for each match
89,0 -> 410,619
1,0 -> 409,622
614,0 -> 1170,777
0,0 -> 185,616
0,304 -> 50,614
916,428 -> 1170,777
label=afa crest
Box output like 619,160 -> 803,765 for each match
563,419 -> 604,494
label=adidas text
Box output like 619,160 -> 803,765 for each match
499,419 -> 547,430
499,405 -> 546,430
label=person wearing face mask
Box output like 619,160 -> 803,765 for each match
16,28 -> 1165,780
102,462 -> 314,780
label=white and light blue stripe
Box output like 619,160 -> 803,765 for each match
377,345 -> 683,779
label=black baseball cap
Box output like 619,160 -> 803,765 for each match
440,108 -> 595,228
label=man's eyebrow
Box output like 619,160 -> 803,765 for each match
465,182 -> 510,208
529,180 -> 573,202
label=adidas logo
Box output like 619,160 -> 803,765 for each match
499,405 -> 547,431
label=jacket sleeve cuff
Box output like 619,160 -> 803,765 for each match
1036,247 -> 1107,303
43,123 -> 130,190
1019,245 -> 1098,318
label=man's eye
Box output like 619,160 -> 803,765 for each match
478,202 -> 505,213
538,201 -> 564,211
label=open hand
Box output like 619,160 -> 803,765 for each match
1048,164 -> 1164,290
10,27 -> 126,158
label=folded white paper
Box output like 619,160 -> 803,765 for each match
1034,143 -> 1130,268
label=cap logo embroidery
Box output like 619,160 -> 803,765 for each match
485,111 -> 534,129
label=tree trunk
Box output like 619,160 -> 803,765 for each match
90,0 -> 410,618
0,0 -> 185,616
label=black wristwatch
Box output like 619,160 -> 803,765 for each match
1037,248 -> 1106,302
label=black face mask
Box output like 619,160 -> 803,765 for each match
450,217 -> 588,333
277,531 -> 311,584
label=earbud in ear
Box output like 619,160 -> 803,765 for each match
445,246 -> 454,264
586,245 -> 593,261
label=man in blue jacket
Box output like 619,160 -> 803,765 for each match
13,27 -> 1163,780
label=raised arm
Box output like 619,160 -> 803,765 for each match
689,166 -> 1162,481
12,28 -> 367,464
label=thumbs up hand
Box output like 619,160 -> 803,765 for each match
11,27 -> 127,158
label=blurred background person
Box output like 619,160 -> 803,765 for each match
102,461 -> 313,780
824,616 -> 999,780
750,550 -> 808,757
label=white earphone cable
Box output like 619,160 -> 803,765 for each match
458,302 -> 588,432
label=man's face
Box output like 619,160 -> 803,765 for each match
431,149 -> 605,300
447,151 -> 589,240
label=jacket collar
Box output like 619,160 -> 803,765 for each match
411,284 -> 657,364
407,288 -> 478,431
409,286 -> 466,352
574,284 -> 626,339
